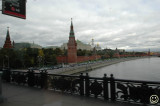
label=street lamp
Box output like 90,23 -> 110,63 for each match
2,58 -> 5,68
37,56 -> 42,68
5,55 -> 9,68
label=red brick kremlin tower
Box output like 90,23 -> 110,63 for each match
67,18 -> 77,63
3,27 -> 13,48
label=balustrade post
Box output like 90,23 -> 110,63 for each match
6,68 -> 11,82
27,69 -> 35,87
2,68 -> 11,82
79,73 -> 84,96
17,72 -> 21,84
110,74 -> 116,101
103,74 -> 109,100
140,83 -> 150,104
85,73 -> 90,97
40,70 -> 48,89
0,71 -> 4,103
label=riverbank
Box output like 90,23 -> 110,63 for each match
55,57 -> 148,75
12,57 -> 150,75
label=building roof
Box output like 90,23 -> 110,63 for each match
61,39 -> 92,50
14,42 -> 42,49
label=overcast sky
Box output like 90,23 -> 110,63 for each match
0,0 -> 160,51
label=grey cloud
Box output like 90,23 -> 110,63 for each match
0,0 -> 160,51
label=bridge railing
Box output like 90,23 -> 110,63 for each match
1,69 -> 160,105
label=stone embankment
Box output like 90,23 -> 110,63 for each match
57,57 -> 147,75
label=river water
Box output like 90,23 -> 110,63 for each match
88,57 -> 160,81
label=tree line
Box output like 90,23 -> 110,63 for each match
0,48 -> 63,69
0,47 -> 146,69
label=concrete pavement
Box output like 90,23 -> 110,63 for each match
0,83 -> 141,106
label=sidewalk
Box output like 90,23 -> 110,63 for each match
1,83 -> 140,106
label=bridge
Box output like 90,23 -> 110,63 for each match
1,82 -> 138,106
0,68 -> 160,105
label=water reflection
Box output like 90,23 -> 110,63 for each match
88,57 -> 160,81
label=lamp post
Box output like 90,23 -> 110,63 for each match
0,71 -> 3,103
37,56 -> 42,68
2,59 -> 4,68
85,55 -> 89,71
5,55 -> 9,69
88,56 -> 90,70
43,57 -> 45,67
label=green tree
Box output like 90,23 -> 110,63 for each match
43,48 -> 57,66
53,48 -> 63,55
107,50 -> 114,58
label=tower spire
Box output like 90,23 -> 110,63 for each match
69,18 -> 75,37
71,18 -> 72,24
7,27 -> 10,38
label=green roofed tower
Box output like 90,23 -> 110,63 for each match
67,18 -> 77,63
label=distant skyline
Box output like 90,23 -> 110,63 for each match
0,0 -> 160,51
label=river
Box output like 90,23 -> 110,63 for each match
88,57 -> 160,81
